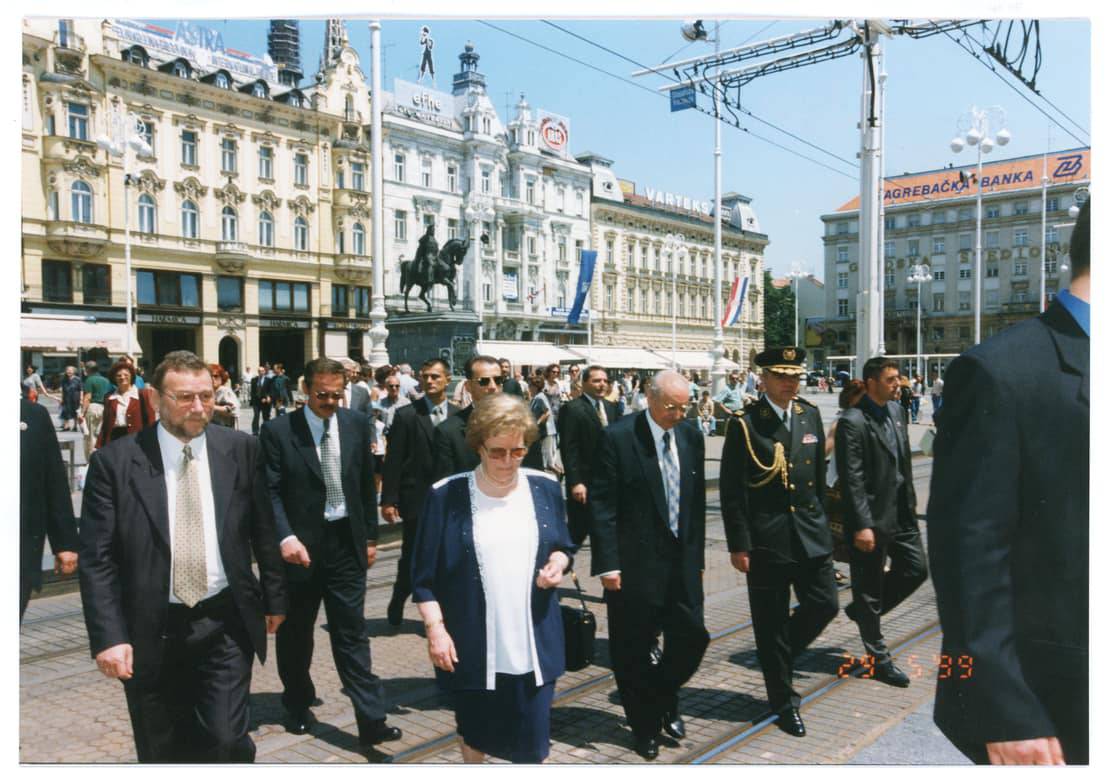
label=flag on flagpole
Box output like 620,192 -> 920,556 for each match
721,276 -> 749,327
566,250 -> 598,325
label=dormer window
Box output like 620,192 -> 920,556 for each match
527,130 -> 535,146
173,61 -> 189,79
482,116 -> 491,135
252,82 -> 267,99
122,46 -> 148,67
215,73 -> 230,89
287,94 -> 300,108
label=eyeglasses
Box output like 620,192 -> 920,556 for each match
385,383 -> 401,389
162,390 -> 215,406
482,445 -> 528,461
313,391 -> 344,400
660,401 -> 685,412
476,376 -> 505,387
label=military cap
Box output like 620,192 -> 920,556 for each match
754,346 -> 807,376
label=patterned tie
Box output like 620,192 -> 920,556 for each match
431,404 -> 444,427
320,416 -> 345,509
596,398 -> 608,428
173,444 -> 207,607
661,431 -> 680,537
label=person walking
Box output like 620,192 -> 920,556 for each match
528,374 -> 561,476
60,365 -> 84,431
22,365 -> 52,403
268,363 -> 293,417
557,365 -> 619,545
412,394 -> 575,763
250,364 -> 271,434
909,374 -> 924,424
930,372 -> 944,425
80,361 -> 113,458
96,360 -> 158,450
590,370 -> 709,760
78,351 -> 287,762
258,357 -> 401,757
209,364 -> 241,429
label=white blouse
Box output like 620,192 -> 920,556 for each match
110,386 -> 140,428
469,471 -> 543,689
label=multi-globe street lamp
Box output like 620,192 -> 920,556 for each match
907,262 -> 933,380
949,105 -> 1011,345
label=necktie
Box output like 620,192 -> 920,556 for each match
431,404 -> 444,426
320,417 -> 345,509
596,398 -> 608,427
173,444 -> 207,607
661,431 -> 680,537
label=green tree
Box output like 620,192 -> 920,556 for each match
763,270 -> 797,346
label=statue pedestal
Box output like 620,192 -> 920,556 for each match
386,309 -> 481,377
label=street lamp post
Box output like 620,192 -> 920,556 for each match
664,232 -> 687,369
907,263 -> 933,379
786,265 -> 806,349
368,20 -> 390,365
97,106 -> 152,361
950,105 -> 1010,345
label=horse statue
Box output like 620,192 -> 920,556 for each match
399,233 -> 487,312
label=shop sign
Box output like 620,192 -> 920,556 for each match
138,313 -> 200,325
259,318 -> 309,329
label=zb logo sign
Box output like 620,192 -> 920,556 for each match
1052,153 -> 1084,178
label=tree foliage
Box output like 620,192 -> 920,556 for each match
763,271 -> 797,346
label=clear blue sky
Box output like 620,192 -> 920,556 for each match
142,17 -> 1091,280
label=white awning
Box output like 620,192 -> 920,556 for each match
650,349 -> 741,372
475,340 -> 577,368
21,314 -> 141,355
563,345 -> 671,370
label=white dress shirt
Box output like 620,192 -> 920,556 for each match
766,397 -> 791,432
157,424 -> 228,603
303,405 -> 348,521
425,396 -> 449,425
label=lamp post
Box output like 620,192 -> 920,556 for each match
950,105 -> 1011,345
664,231 -> 687,369
97,105 -> 151,361
907,262 -> 933,379
786,264 -> 806,349
368,20 -> 390,365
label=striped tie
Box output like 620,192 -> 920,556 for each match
321,417 -> 345,509
173,444 -> 207,607
596,399 -> 608,427
661,431 -> 680,537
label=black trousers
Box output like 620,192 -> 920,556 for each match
605,565 -> 709,739
847,509 -> 928,662
565,498 -> 591,546
389,500 -> 421,606
122,589 -> 256,763
747,534 -> 839,711
251,402 -> 269,434
276,518 -> 389,726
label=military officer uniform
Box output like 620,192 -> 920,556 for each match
719,347 -> 839,736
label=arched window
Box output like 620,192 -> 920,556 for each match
173,61 -> 189,79
258,210 -> 274,247
181,200 -> 198,238
71,180 -> 92,223
352,222 -> 366,256
221,206 -> 238,241
344,94 -> 355,122
138,194 -> 156,234
294,216 -> 308,251
215,73 -> 230,89
252,82 -> 267,99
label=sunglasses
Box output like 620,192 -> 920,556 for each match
476,376 -> 505,387
313,391 -> 344,400
385,383 -> 401,389
482,445 -> 527,461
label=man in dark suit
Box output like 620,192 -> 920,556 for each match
250,362 -> 270,434
78,350 -> 287,762
381,357 -> 458,626
557,364 -> 620,544
432,355 -> 543,481
719,347 -> 838,737
259,357 -> 401,757
21,398 -> 79,621
835,356 -> 927,688
590,369 -> 709,760
927,199 -> 1090,765
498,358 -> 524,397
269,362 -> 293,416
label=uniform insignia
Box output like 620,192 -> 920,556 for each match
759,407 -> 771,418
783,348 -> 796,361
793,403 -> 803,415
803,433 -> 818,445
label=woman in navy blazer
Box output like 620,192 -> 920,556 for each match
412,393 -> 575,764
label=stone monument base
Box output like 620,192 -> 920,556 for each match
386,309 -> 481,377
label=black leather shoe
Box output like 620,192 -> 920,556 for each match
648,639 -> 663,667
359,719 -> 403,746
662,711 -> 686,740
873,660 -> 911,688
634,736 -> 659,761
285,708 -> 317,735
775,707 -> 806,737
386,597 -> 404,627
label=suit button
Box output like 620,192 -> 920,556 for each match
790,484 -> 796,491
808,481 -> 814,487
790,506 -> 796,512
805,459 -> 812,465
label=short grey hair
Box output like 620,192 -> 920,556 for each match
647,369 -> 688,399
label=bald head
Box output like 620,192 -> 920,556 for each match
646,370 -> 690,430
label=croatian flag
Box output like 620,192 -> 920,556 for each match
721,276 -> 749,327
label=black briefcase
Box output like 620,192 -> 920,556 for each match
560,571 -> 596,672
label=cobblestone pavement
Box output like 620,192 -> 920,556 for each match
22,457 -> 948,765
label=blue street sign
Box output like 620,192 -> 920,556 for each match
670,85 -> 696,112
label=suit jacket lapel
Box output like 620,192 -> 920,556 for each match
291,408 -> 325,484
415,400 -> 436,447
338,409 -> 360,478
634,412 -> 670,533
132,427 -> 170,548
206,432 -> 234,556
1044,300 -> 1090,406
871,411 -> 898,461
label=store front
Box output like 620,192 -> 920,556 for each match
137,314 -> 200,371
259,318 -> 309,382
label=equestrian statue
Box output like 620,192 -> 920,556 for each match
399,224 -> 487,313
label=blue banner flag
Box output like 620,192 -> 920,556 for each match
566,250 -> 598,325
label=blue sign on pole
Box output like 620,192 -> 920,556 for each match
670,85 -> 696,112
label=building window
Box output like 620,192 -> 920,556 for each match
1014,200 -> 1029,215
525,179 -> 535,205
959,233 -> 972,251
1046,197 -> 1059,212
1046,226 -> 1058,244
958,291 -> 971,310
421,158 -> 432,188
258,280 -> 309,313
527,236 -> 537,257
482,221 -> 493,242
258,146 -> 273,180
70,180 -> 92,223
837,245 -> 849,262
220,138 -> 237,173
216,276 -> 243,312
48,190 -> 59,220
837,271 -> 848,289
294,152 -> 308,186
481,116 -> 491,135
958,265 -> 971,280
907,239 -> 919,257
986,263 -> 999,278
1014,229 -> 1029,246
576,191 -> 585,216
353,223 -> 366,255
137,194 -> 156,234
837,299 -> 849,317
83,264 -> 111,305
933,293 -> 945,312
294,216 -> 308,250
907,213 -> 921,227
1014,259 -> 1028,276
985,231 -> 999,249
393,152 -> 405,182
986,205 -> 1000,219
1045,255 -> 1057,273
352,162 -> 365,191
214,73 -> 230,89
885,269 -> 895,288
931,326 -> 945,341
394,210 -> 407,241
558,237 -> 567,263
181,200 -> 198,238
67,103 -> 88,140
481,169 -> 491,194
422,213 -> 435,233
884,240 -> 895,258
353,286 -> 370,317
181,130 -> 197,166
447,165 -> 457,192
959,207 -> 973,221
138,122 -> 154,155
447,218 -> 459,241
837,221 -> 849,235
332,284 -> 349,317
221,207 -> 237,241
884,216 -> 895,230
252,82 -> 267,99
985,289 -> 999,309
959,325 -> 971,338
336,226 -> 345,254
605,239 -> 614,264
932,210 -> 946,224
258,211 -> 274,247
42,260 -> 72,302
932,236 -> 945,254
933,269 -> 946,280
137,270 -> 200,308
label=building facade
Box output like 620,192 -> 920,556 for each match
581,153 -> 767,369
820,148 -> 1090,376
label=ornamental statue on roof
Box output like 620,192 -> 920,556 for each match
417,25 -> 435,86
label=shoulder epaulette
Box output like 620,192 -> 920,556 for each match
793,395 -> 817,407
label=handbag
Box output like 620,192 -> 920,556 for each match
560,571 -> 596,672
